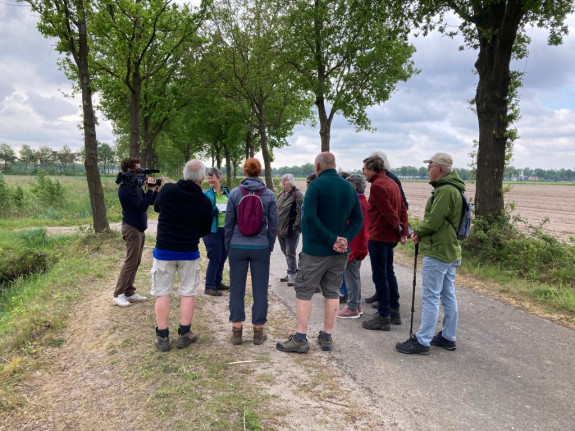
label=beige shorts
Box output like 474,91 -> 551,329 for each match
150,259 -> 201,297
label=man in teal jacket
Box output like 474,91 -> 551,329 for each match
397,152 -> 465,355
277,152 -> 364,353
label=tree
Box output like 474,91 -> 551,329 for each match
57,145 -> 78,172
97,142 -> 116,173
27,0 -> 110,232
0,143 -> 17,171
406,0 -> 574,218
19,144 -> 37,172
283,0 -> 417,151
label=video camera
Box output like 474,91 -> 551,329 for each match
115,167 -> 162,187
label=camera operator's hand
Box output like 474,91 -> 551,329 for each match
145,177 -> 160,191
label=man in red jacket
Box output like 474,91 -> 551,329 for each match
361,155 -> 409,331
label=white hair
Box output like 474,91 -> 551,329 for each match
183,160 -> 206,182
371,151 -> 391,171
281,173 -> 296,187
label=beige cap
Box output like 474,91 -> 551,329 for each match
423,152 -> 453,167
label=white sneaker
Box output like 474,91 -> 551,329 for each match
126,292 -> 148,302
113,294 -> 132,307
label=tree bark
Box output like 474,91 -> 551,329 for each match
473,2 -> 525,219
78,2 -> 109,233
257,105 -> 273,189
129,69 -> 142,159
316,95 -> 331,152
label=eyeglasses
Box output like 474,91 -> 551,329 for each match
427,163 -> 437,171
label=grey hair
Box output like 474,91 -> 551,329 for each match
371,151 -> 391,171
347,174 -> 366,193
207,167 -> 222,179
282,173 -> 296,187
183,160 -> 206,182
362,155 -> 385,173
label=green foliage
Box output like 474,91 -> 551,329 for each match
31,171 -> 64,207
0,230 -> 52,285
464,212 -> 575,288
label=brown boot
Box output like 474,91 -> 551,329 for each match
253,326 -> 267,345
231,326 -> 242,345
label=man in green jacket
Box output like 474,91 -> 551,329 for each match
396,153 -> 465,355
276,152 -> 363,353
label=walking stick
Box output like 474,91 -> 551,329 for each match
409,243 -> 419,338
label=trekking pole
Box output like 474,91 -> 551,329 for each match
409,243 -> 419,338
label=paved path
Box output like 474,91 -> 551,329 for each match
269,243 -> 575,431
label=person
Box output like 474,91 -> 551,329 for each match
336,174 -> 370,319
337,171 -> 352,303
361,155 -> 409,332
225,158 -> 278,345
277,173 -> 303,286
276,152 -> 363,353
365,150 -> 409,305
203,167 -> 230,297
306,173 -> 316,186
113,157 -> 159,307
150,160 -> 213,352
396,153 -> 464,355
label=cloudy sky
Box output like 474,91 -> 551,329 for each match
1,2 -> 574,172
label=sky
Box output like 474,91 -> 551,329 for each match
1,2 -> 574,172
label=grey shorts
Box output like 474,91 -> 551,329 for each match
294,252 -> 348,300
150,259 -> 201,297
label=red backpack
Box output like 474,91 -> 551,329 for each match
237,186 -> 266,236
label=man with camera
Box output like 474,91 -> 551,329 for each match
113,157 -> 161,307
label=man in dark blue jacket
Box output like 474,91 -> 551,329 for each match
151,160 -> 213,351
113,157 -> 159,307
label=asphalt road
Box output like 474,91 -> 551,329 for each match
269,241 -> 575,431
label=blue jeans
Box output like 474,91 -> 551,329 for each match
344,258 -> 362,310
203,228 -> 228,290
416,256 -> 460,347
228,247 -> 270,325
368,240 -> 399,318
278,229 -> 300,278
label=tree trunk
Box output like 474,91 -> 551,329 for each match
78,3 -> 109,233
473,3 -> 524,219
129,68 -> 142,158
245,126 -> 255,159
224,144 -> 232,189
316,95 -> 331,152
258,119 -> 273,189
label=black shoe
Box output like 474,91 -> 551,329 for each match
339,294 -> 348,304
362,314 -> 391,331
155,335 -> 170,352
372,302 -> 378,308
365,293 -> 378,304
204,289 -> 222,297
390,308 -> 401,325
396,336 -> 430,355
317,331 -> 333,351
430,331 -> 456,350
176,331 -> 198,349
216,284 -> 230,291
280,276 -> 289,282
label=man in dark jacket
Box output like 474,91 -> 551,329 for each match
397,153 -> 464,355
362,154 -> 409,332
113,157 -> 159,307
151,160 -> 213,352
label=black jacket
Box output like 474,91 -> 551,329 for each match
118,184 -> 156,232
154,180 -> 213,252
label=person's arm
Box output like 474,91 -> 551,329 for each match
267,192 -> 278,251
413,188 -> 456,237
224,190 -> 238,250
301,184 -> 337,247
293,190 -> 303,231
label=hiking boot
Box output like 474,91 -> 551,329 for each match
276,335 -> 310,354
280,276 -> 289,282
113,294 -> 131,307
317,331 -> 333,351
155,335 -> 170,352
365,293 -> 378,304
362,314 -> 391,331
126,292 -> 148,302
205,289 -> 223,297
216,284 -> 230,291
339,294 -> 348,304
231,326 -> 243,345
176,331 -> 198,349
337,306 -> 360,319
372,301 -> 378,308
253,327 -> 267,345
396,336 -> 430,355
287,279 -> 295,287
390,308 -> 402,325
430,331 -> 456,351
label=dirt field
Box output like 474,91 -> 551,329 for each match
296,180 -> 574,242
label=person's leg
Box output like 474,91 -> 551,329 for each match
151,259 -> 176,329
127,229 -> 146,296
285,229 -> 299,280
320,254 -> 347,333
249,249 -> 270,326
228,248 -> 249,324
369,240 -> 391,317
416,257 -> 449,346
345,259 -> 362,310
203,232 -> 221,290
177,259 -> 201,326
296,299 -> 312,334
323,298 -> 340,333
114,225 -> 144,297
439,261 -> 460,342
155,296 -> 170,329
385,243 -> 400,311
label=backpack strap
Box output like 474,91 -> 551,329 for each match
431,183 -> 462,232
